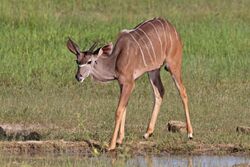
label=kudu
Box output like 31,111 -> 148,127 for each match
66,17 -> 193,150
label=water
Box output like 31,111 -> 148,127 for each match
1,154 -> 249,167
131,155 -> 250,167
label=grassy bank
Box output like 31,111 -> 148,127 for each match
0,0 -> 249,153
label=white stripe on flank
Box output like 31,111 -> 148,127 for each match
137,28 -> 156,62
128,33 -> 147,66
173,28 -> 179,40
148,22 -> 163,56
156,19 -> 167,47
134,31 -> 154,62
165,23 -> 173,57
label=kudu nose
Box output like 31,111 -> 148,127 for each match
75,74 -> 82,82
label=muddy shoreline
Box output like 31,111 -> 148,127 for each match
0,140 -> 249,157
1,124 -> 249,156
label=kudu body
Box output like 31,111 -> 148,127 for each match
67,17 -> 193,150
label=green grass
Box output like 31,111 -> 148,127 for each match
0,154 -> 115,167
0,0 -> 250,152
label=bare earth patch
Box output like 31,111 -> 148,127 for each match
0,140 -> 249,156
0,124 -> 249,156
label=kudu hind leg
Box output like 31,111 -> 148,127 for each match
144,70 -> 165,139
169,69 -> 193,139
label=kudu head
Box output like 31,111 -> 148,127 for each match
66,37 -> 113,82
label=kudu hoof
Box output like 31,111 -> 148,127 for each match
106,146 -> 116,152
188,133 -> 193,139
116,140 -> 123,146
143,133 -> 152,139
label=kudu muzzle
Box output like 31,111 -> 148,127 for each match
75,62 -> 93,82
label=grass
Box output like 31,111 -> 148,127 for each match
0,154 -> 115,167
0,0 -> 250,154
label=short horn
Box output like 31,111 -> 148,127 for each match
89,42 -> 98,52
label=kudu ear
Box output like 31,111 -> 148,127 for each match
66,37 -> 81,55
96,43 -> 113,57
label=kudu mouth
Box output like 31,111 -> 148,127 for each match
75,65 -> 92,83
75,75 -> 84,82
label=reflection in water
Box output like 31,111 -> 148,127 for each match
188,157 -> 193,167
129,155 -> 250,167
0,154 -> 249,167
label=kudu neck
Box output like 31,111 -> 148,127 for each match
90,53 -> 117,82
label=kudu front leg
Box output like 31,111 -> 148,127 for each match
108,81 -> 135,151
116,108 -> 126,145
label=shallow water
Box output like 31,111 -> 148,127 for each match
132,155 -> 250,167
1,154 -> 249,167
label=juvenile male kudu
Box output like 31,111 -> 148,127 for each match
66,17 -> 193,150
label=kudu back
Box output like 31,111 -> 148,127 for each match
66,17 -> 193,150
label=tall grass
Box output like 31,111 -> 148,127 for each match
0,0 -> 249,150
0,0 -> 249,85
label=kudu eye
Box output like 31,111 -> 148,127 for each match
87,60 -> 92,64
